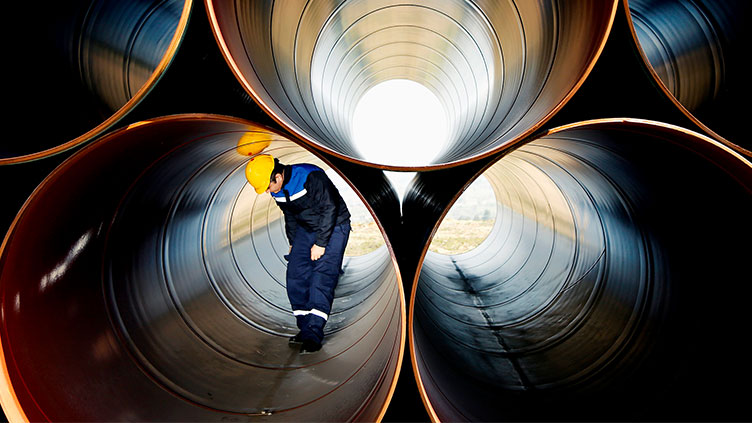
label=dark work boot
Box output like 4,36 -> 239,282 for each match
300,339 -> 321,354
289,332 -> 304,347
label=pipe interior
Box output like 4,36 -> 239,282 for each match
411,122 -> 752,421
627,0 -> 747,149
0,116 -> 402,422
3,0 -> 188,160
208,0 -> 615,168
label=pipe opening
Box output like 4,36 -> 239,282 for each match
326,170 -> 386,257
352,79 -> 449,168
411,120 -> 752,421
429,175 -> 496,255
2,0 -> 190,163
626,0 -> 748,152
207,0 -> 616,169
0,115 -> 403,422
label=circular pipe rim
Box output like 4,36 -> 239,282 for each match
204,0 -> 619,171
621,0 -> 751,157
0,113 -> 406,422
407,117 -> 752,422
0,1 -> 194,166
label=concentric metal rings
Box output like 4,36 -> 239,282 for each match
407,119 -> 752,421
625,0 -> 749,155
206,0 -> 616,169
0,115 -> 405,422
1,0 -> 191,164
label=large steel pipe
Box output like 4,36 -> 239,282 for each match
406,119 -> 752,421
0,115 -> 405,422
2,0 -> 191,164
625,0 -> 749,155
206,0 -> 616,170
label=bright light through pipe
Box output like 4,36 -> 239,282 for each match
207,0 -> 617,170
352,79 -> 449,168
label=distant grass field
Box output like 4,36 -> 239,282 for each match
429,218 -> 494,255
345,221 -> 385,256
344,218 -> 494,256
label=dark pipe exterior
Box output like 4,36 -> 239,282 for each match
1,0 -> 750,422
0,115 -> 405,422
405,119 -> 752,421
625,0 -> 750,155
2,0 -> 191,163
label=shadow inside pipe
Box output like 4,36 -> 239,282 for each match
626,0 -> 749,153
3,0 -> 190,162
0,115 -> 404,422
407,120 -> 752,421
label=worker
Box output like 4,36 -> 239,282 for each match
245,154 -> 351,353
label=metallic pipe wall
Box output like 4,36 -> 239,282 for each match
206,0 -> 616,169
408,120 -> 752,421
1,1 -> 750,422
2,0 -> 191,163
625,0 -> 748,154
0,115 -> 404,422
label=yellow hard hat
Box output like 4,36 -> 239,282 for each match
245,154 -> 275,194
236,131 -> 272,156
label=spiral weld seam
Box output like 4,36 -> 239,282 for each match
624,0 -> 750,156
0,0 -> 751,422
206,0 -> 618,170
0,115 -> 405,422
407,118 -> 752,421
0,0 -> 192,165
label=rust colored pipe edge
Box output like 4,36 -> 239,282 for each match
0,114 -> 405,422
1,0 -> 192,165
205,0 -> 617,170
624,0 -> 750,156
406,118 -> 752,422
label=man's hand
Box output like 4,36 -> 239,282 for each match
311,244 -> 326,261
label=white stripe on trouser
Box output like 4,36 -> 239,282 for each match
292,309 -> 328,321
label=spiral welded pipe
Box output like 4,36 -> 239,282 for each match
405,119 -> 752,421
206,0 -> 617,170
625,0 -> 749,155
0,115 -> 405,422
2,0 -> 192,164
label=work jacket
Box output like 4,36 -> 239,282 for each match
271,163 -> 351,247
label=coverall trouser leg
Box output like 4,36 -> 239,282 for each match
286,222 -> 350,344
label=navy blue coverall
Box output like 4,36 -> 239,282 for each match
271,163 -> 351,345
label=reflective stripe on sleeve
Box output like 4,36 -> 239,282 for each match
273,189 -> 307,202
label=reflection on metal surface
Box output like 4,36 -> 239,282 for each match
206,0 -> 616,169
0,115 -> 404,422
626,0 -> 748,153
1,0 -> 191,164
408,119 -> 752,421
